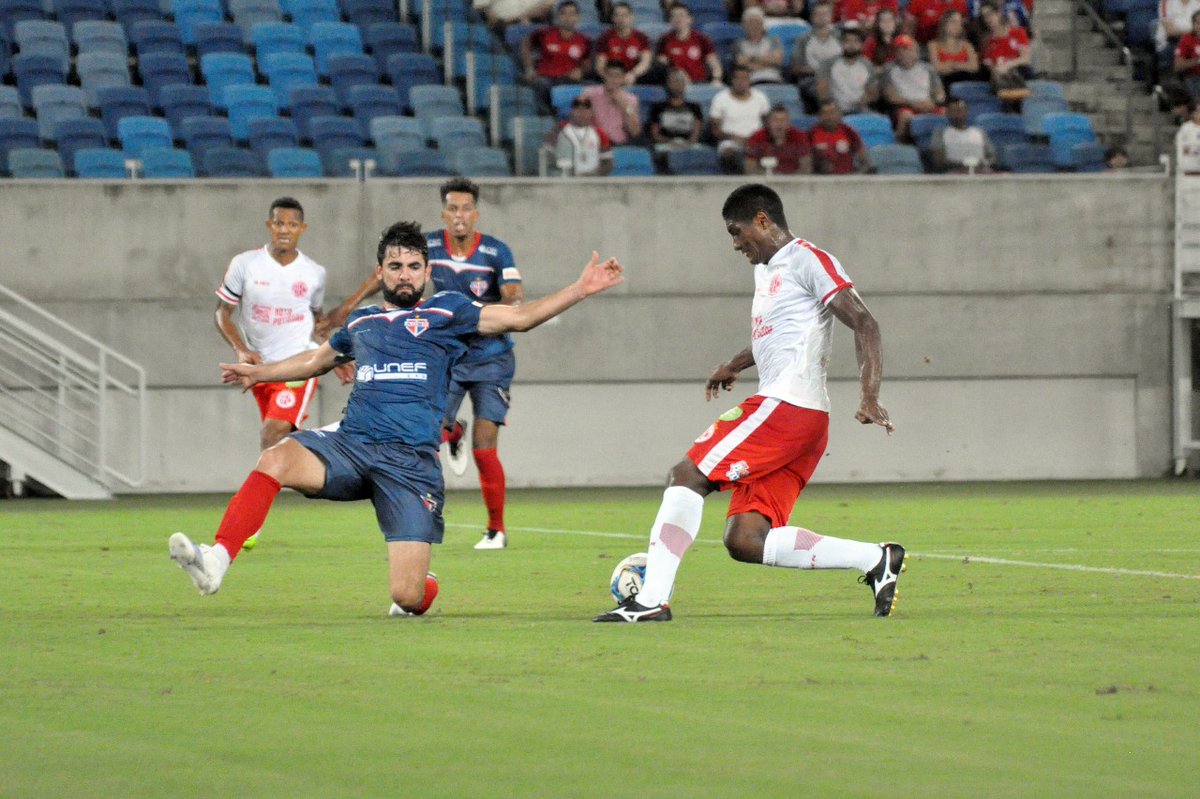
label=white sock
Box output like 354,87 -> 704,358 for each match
637,486 -> 705,607
762,527 -> 881,572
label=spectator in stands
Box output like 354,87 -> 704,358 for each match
883,33 -> 946,139
735,7 -> 786,84
710,65 -> 773,172
1177,102 -> 1200,172
834,0 -> 898,28
477,0 -> 555,25
905,0 -> 968,44
810,99 -> 870,172
792,2 -> 843,110
864,7 -> 901,65
594,2 -> 663,85
656,3 -> 724,85
1105,145 -> 1131,170
929,96 -> 995,171
649,67 -> 706,164
745,104 -> 813,173
817,26 -> 879,113
522,0 -> 592,96
1160,0 -> 1200,51
550,96 -> 614,175
1175,10 -> 1200,101
927,9 -> 981,88
581,62 -> 643,144
744,0 -> 807,20
979,1 -> 1032,99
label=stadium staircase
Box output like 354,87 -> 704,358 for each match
0,282 -> 145,498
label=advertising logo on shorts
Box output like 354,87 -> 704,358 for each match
291,281 -> 308,299
421,493 -> 440,513
274,389 -> 297,409
404,317 -> 430,337
469,277 -> 488,297
725,460 -> 750,482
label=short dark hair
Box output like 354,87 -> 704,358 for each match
840,25 -> 863,40
722,184 -> 789,228
768,103 -> 791,117
440,176 -> 479,204
670,2 -> 692,15
604,60 -> 627,72
377,221 -> 427,264
556,0 -> 578,12
268,196 -> 304,220
612,0 -> 632,11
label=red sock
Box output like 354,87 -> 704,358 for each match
473,448 -> 505,532
442,421 -> 464,445
214,470 -> 281,561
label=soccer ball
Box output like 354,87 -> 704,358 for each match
609,552 -> 648,603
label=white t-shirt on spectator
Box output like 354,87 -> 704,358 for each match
710,87 -> 772,141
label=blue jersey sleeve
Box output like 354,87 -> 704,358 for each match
492,239 -> 520,285
429,292 -> 483,338
328,306 -> 373,355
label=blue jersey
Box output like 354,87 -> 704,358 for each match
328,292 -> 483,450
427,230 -> 521,363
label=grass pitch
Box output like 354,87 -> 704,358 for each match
1,481 -> 1198,799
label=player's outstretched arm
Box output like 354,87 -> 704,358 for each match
476,252 -> 623,335
705,347 -> 755,401
220,342 -> 344,391
318,273 -> 382,338
829,288 -> 894,433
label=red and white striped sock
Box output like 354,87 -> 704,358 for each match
762,526 -> 880,571
637,486 -> 705,607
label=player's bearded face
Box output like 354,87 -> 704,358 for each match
379,247 -> 429,308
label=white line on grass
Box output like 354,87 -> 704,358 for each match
447,523 -> 1200,580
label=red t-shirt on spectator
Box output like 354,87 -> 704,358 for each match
863,34 -> 897,65
905,0 -> 968,43
657,30 -> 717,82
745,127 -> 811,173
1177,32 -> 1200,77
834,0 -> 898,25
981,26 -> 1029,67
809,124 -> 864,174
532,27 -> 592,78
597,28 -> 652,71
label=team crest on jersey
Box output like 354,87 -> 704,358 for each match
469,277 -> 489,297
768,273 -> 782,296
292,281 -> 308,298
275,389 -> 297,409
725,460 -> 751,482
404,317 -> 430,337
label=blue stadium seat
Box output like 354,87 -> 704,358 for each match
447,144 -> 510,176
116,113 -> 172,157
758,83 -> 800,108
509,113 -> 554,175
246,114 -> 297,159
77,51 -> 132,106
771,21 -> 810,68
975,112 -> 1027,157
0,27 -> 10,80
364,22 -> 418,73
251,20 -> 304,59
342,0 -> 395,32
948,80 -> 1001,120
1003,142 -> 1056,173
73,20 -> 128,55
96,85 -> 152,140
323,143 -> 379,175
1021,97 -> 1069,137
72,146 -> 129,177
326,52 -> 379,105
869,143 -> 923,174
309,20 -> 364,76
369,114 -> 423,169
308,113 -> 363,161
129,19 -> 184,56
502,21 -> 536,56
609,144 -> 654,176
1070,141 -> 1106,172
429,113 -> 484,153
200,52 -> 256,109
267,145 -> 322,176
224,83 -> 277,140
459,51 -> 514,106
1042,111 -> 1097,169
260,51 -> 318,107
489,84 -> 538,141
700,20 -> 741,57
385,53 -> 440,113
159,84 -> 211,130
193,21 -> 246,57
52,116 -> 108,170
909,113 -> 948,154
202,145 -> 264,176
285,0 -> 339,35
8,146 -> 64,177
112,0 -> 165,27
0,86 -> 27,119
667,146 -> 719,175
138,51 -> 192,106
549,83 -> 585,119
790,112 -> 817,131
390,147 -> 454,176
12,53 -> 68,106
171,0 -> 224,44
1026,79 -> 1066,102
179,113 -> 233,161
683,83 -> 721,121
0,0 -> 47,38
0,116 -> 39,174
50,0 -> 109,34
428,19 -> 490,56
844,112 -> 895,148
229,0 -> 282,41
410,83 -> 463,135
14,20 -> 70,71
31,84 -> 87,139
287,84 -> 341,139
141,145 -> 195,176
346,82 -> 399,137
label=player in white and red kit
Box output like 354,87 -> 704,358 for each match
595,184 -> 906,622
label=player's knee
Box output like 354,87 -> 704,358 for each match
666,460 -> 710,493
390,582 -> 425,611
254,441 -> 292,481
723,519 -> 767,563
259,422 -> 291,451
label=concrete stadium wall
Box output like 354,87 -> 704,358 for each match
0,175 -> 1173,492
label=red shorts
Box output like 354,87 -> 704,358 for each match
686,395 -> 829,528
251,378 -> 317,428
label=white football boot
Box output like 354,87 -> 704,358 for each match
473,530 -> 507,550
168,532 -> 227,596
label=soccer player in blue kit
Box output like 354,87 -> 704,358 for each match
169,222 -> 624,616
324,178 -> 523,550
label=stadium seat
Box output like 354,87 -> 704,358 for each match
385,53 -> 440,112
202,145 -> 264,176
308,113 -> 363,161
501,20 -> 536,55
52,116 -> 108,170
112,0 -> 165,27
323,143 -> 380,175
369,115 -> 423,170
140,145 -> 195,176
1070,141 -> 1106,172
7,146 -> 64,177
72,146 -> 129,177
1021,97 -> 1069,137
342,0 -> 395,32
171,0 -> 224,45
326,52 -> 379,105
667,146 -> 720,175
364,22 -> 419,73
309,21 -> 364,76
975,112 -> 1027,159
31,84 -> 87,139
116,114 -> 172,157
409,83 -> 463,133
700,20 -> 741,60
138,51 -> 192,106
1026,80 -> 1066,102
224,83 -> 278,140
285,0 -> 339,35
73,20 -> 128,55
251,20 -> 304,59
609,144 -> 654,176
844,112 -> 895,148
758,83 -> 800,109
179,113 -> 233,161
771,21 -> 810,68
12,53 -> 68,107
428,19 -> 490,56
159,84 -> 212,130
0,28 -> 10,80
0,0 -> 47,38
490,84 -> 539,141
77,52 -> 132,107
288,84 -> 341,139
346,82 -> 400,137
447,144 -> 510,176
683,83 -> 721,121
193,21 -> 246,57
0,116 -> 40,174
1042,112 -> 1097,169
50,0 -> 109,34
459,51 -> 515,108
246,114 -> 297,159
267,144 -> 322,176
96,85 -> 152,140
260,51 -> 318,107
129,20 -> 185,56
634,20 -> 670,43
549,83 -> 586,119
908,113 -> 948,154
429,113 -> 484,153
229,0 -> 282,41
14,20 -> 70,71
390,147 -> 454,176
509,114 -> 554,175
0,86 -> 25,119
1003,142 -> 1056,173
790,112 -> 817,131
199,52 -> 256,109
869,143 -> 923,174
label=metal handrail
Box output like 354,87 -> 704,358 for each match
1068,0 -> 1135,145
1153,84 -> 1170,164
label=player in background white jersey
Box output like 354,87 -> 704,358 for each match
214,197 -> 329,550
595,183 -> 906,623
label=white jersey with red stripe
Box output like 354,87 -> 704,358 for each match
216,246 -> 327,364
750,237 -> 854,413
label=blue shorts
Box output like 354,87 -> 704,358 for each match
444,349 -> 515,427
291,429 -> 445,544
